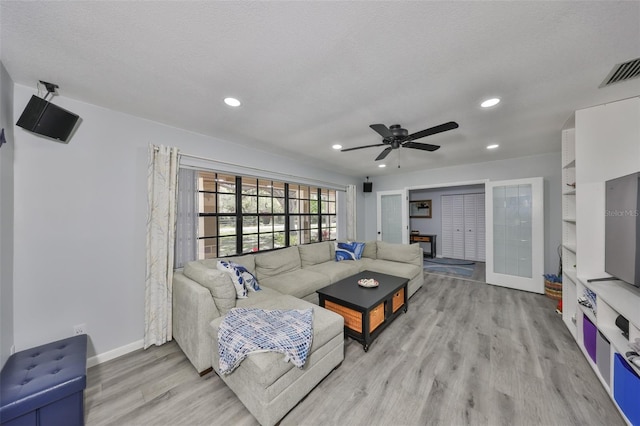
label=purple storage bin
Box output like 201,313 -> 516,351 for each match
583,314 -> 597,362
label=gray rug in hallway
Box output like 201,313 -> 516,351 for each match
424,258 -> 475,277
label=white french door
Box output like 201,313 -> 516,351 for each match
376,190 -> 408,243
486,177 -> 544,294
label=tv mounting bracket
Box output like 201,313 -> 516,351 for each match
39,80 -> 59,100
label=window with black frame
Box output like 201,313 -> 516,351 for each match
196,170 -> 336,259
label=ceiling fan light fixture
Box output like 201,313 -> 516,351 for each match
486,144 -> 499,149
332,144 -> 342,150
481,98 -> 500,108
378,164 -> 386,168
224,97 -> 241,107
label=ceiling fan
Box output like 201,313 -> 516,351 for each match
342,121 -> 459,161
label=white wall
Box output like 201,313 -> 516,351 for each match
363,152 -> 562,274
0,62 -> 15,368
11,84 -> 359,360
575,97 -> 640,278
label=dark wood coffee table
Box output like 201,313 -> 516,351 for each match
316,271 -> 408,352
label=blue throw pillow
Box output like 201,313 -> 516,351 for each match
335,242 -> 365,261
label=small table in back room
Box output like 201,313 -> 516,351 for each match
410,234 -> 437,258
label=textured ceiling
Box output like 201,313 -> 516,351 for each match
1,1 -> 639,177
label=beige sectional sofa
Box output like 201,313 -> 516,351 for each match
172,240 -> 423,425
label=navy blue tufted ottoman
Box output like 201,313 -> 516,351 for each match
1,334 -> 88,426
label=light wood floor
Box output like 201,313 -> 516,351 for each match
85,275 -> 624,426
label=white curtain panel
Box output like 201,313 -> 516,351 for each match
174,168 -> 198,269
144,144 -> 179,349
346,184 -> 357,241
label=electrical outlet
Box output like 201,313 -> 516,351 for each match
73,323 -> 87,336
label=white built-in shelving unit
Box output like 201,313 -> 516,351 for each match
561,127 -> 578,337
562,97 -> 640,425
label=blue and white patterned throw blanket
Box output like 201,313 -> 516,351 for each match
218,308 -> 314,375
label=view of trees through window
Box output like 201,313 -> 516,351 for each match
197,171 -> 337,258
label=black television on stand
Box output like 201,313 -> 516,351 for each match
604,171 -> 640,288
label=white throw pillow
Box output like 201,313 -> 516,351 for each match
216,260 -> 261,298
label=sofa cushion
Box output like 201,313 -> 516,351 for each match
362,241 -> 377,259
351,257 -> 375,272
201,254 -> 256,276
364,259 -> 423,281
299,242 -> 332,267
183,261 -> 236,315
259,269 -> 330,300
304,261 -> 360,282
237,287 -> 284,308
210,295 -> 343,388
255,247 -> 301,280
376,241 -> 422,264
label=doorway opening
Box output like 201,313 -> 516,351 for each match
409,183 -> 486,283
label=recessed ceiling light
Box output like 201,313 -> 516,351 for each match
378,164 -> 386,168
224,97 -> 241,107
481,98 -> 500,108
486,144 -> 499,149
332,144 -> 342,150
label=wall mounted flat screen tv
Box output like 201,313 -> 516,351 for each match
605,171 -> 640,288
16,95 -> 79,142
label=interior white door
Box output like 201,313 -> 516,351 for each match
443,194 -> 484,260
452,195 -> 465,259
486,177 -> 544,293
441,195 -> 453,257
464,194 -> 477,260
377,190 -> 408,243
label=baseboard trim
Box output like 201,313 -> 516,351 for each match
88,339 -> 144,368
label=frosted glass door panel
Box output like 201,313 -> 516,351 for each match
493,186 -> 507,274
486,177 -> 543,294
381,194 -> 402,243
377,190 -> 408,244
493,184 -> 532,278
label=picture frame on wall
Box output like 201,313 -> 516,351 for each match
409,200 -> 432,218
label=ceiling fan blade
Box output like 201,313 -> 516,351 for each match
341,143 -> 386,152
403,141 -> 440,152
369,124 -> 394,139
408,121 -> 459,140
375,147 -> 393,161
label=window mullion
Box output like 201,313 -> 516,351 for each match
235,176 -> 242,255
317,187 -> 322,242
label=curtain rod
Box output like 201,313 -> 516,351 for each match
154,147 -> 348,191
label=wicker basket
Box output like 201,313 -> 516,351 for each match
544,279 -> 563,300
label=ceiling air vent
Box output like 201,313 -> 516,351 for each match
600,57 -> 640,88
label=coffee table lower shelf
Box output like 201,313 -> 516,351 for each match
319,286 -> 407,352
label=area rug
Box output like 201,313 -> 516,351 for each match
424,258 -> 475,278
